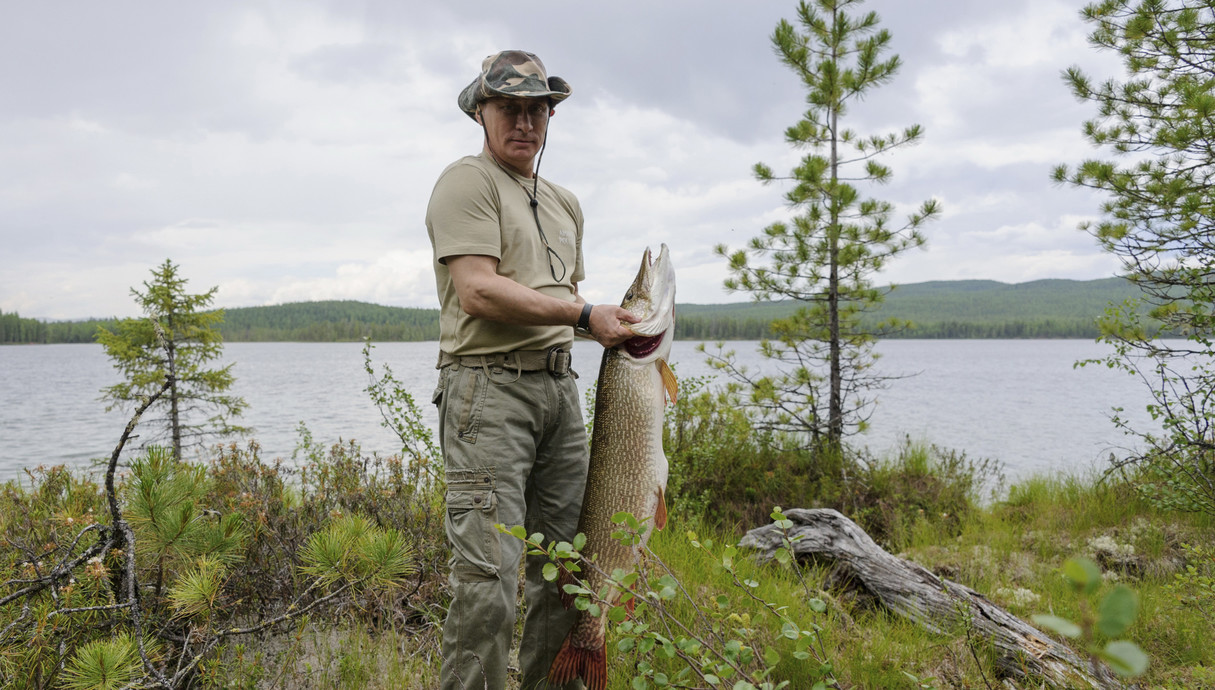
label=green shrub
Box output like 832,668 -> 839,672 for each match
0,341 -> 447,688
841,439 -> 1004,550
660,375 -> 822,528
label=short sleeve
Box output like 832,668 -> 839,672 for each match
571,197 -> 586,284
427,162 -> 502,264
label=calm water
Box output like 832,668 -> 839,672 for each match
0,340 -> 1158,483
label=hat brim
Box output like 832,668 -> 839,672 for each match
458,76 -> 571,120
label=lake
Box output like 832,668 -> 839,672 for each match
0,340 -> 1159,484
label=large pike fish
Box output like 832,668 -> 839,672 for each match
549,244 -> 677,690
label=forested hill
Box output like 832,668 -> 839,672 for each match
219,301 -> 437,341
2,277 -> 1144,344
679,277 -> 1145,340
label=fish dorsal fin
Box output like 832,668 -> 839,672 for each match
658,359 -> 678,404
655,485 -> 668,531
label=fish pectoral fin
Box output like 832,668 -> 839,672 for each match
658,359 -> 678,404
654,485 -> 668,531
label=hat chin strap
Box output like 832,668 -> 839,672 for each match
477,106 -> 549,189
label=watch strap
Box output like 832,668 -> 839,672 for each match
577,303 -> 593,333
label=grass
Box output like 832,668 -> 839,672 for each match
215,466 -> 1211,689
316,461 -> 1201,689
201,620 -> 442,689
3,436 -> 1211,689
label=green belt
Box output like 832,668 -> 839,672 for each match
437,346 -> 575,376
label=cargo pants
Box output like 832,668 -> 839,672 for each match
434,358 -> 588,690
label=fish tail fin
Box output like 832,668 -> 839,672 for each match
549,636 -> 608,690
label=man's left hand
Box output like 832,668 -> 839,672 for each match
588,305 -> 638,348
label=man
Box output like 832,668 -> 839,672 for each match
426,50 -> 637,690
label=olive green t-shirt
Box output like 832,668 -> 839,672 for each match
426,153 -> 586,356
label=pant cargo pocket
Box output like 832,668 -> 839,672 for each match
445,468 -> 501,582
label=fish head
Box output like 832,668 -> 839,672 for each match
618,244 -> 675,363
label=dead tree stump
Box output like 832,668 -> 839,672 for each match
739,508 -> 1128,689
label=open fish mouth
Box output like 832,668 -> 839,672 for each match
622,244 -> 675,342
624,332 -> 665,359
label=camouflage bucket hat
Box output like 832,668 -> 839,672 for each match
458,50 -> 571,120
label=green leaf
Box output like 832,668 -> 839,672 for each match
808,598 -> 827,613
1097,585 -> 1138,637
1032,614 -> 1082,639
560,584 -> 588,598
1063,557 -> 1103,593
763,646 -> 781,666
542,563 -> 559,582
1099,640 -> 1149,677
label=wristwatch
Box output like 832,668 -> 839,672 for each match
575,303 -> 593,336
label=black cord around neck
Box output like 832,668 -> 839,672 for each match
478,113 -> 566,282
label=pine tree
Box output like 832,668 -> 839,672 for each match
1055,0 -> 1215,515
96,259 -> 248,459
713,0 -> 938,454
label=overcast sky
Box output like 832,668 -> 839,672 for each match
1,0 -> 1129,320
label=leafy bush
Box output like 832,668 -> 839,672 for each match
0,340 -> 446,688
504,508 -> 839,689
1167,542 -> 1215,634
662,375 -> 822,527
661,378 -> 999,549
841,439 -> 1004,550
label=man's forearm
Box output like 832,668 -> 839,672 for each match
457,270 -> 582,327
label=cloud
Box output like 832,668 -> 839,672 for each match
937,0 -> 1088,69
0,0 -> 1132,320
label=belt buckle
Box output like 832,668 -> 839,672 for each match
545,347 -> 570,376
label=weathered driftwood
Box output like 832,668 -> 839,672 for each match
739,508 -> 1128,689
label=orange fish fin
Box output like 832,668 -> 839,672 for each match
549,636 -> 608,690
658,358 -> 678,404
654,485 -> 668,531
